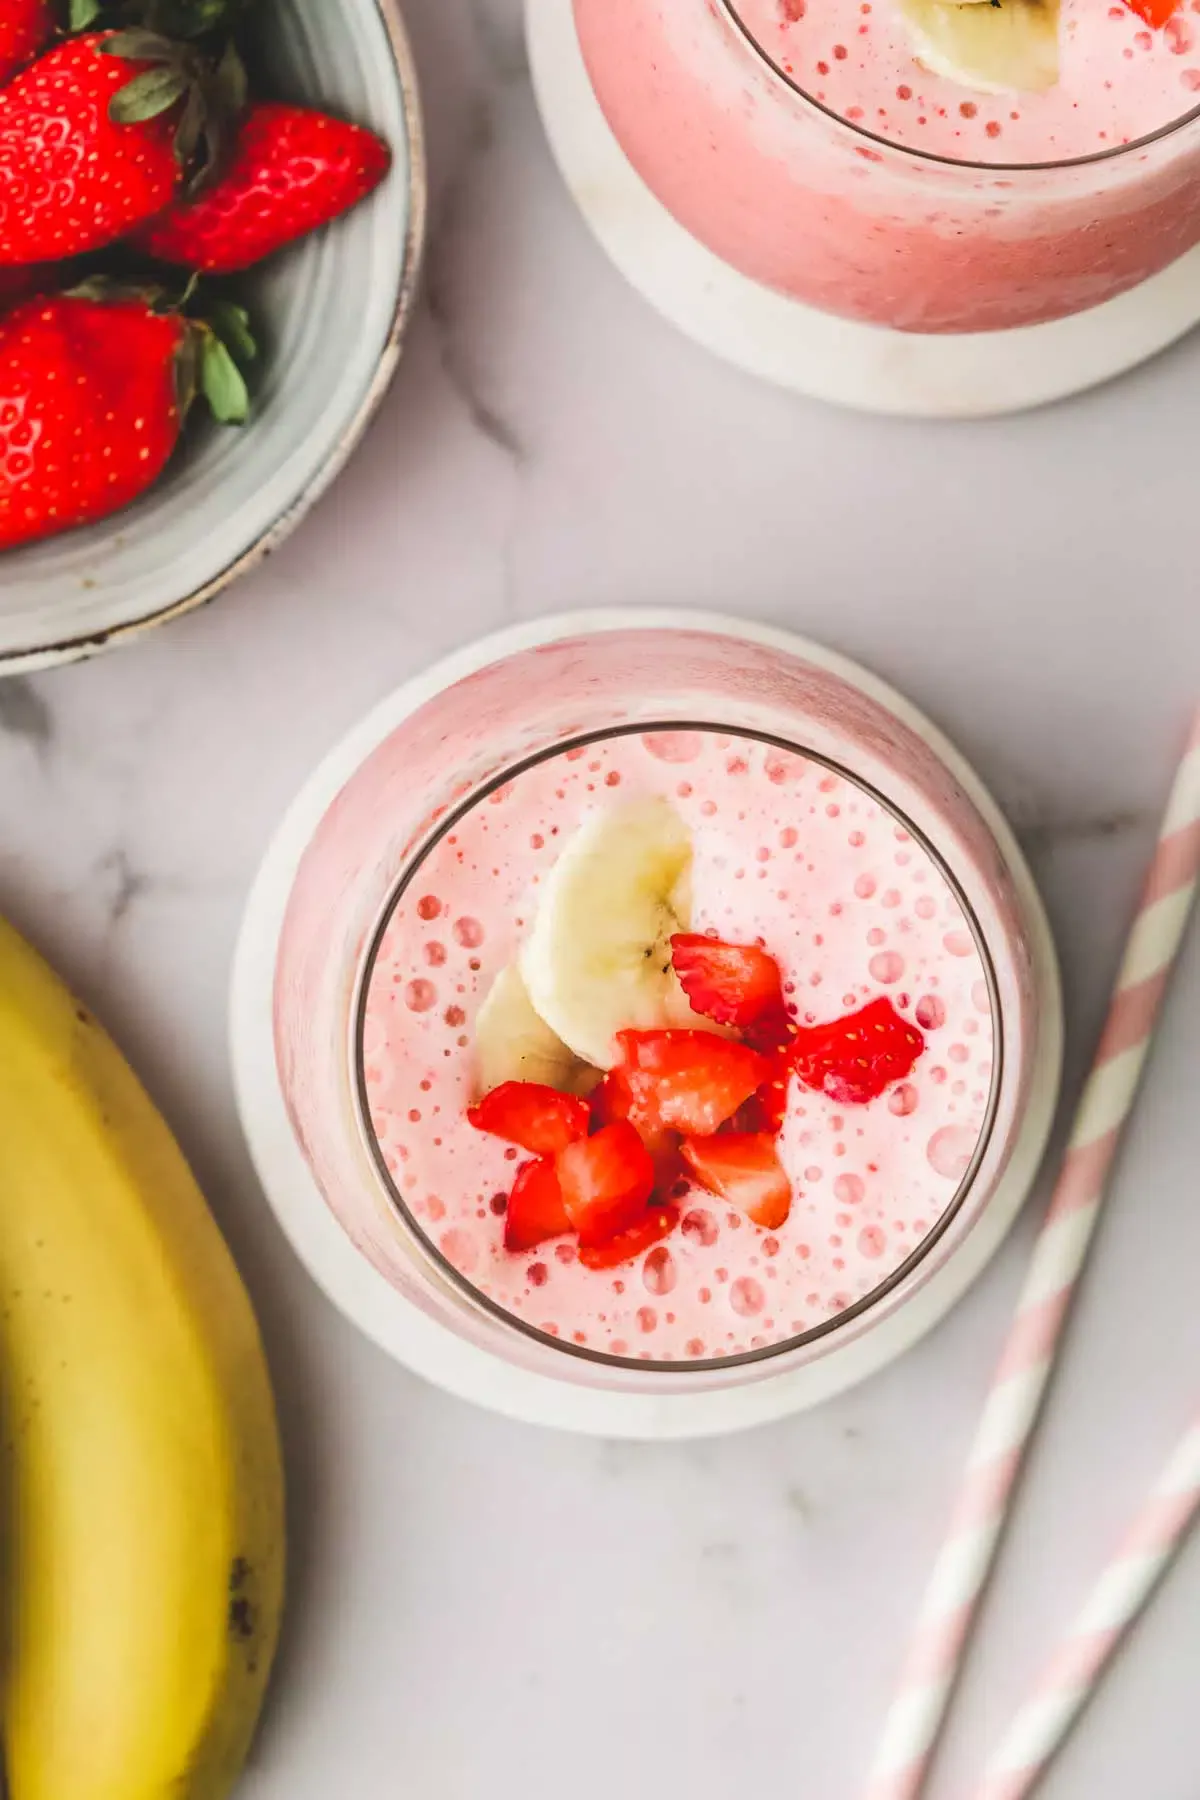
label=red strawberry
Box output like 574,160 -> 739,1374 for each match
0,31 -> 243,266
1122,0 -> 1177,23
0,0 -> 53,86
579,1203 -> 680,1271
791,996 -> 925,1105
138,101 -> 391,273
0,288 -> 251,551
503,1157 -> 571,1253
671,933 -> 787,1031
590,1068 -> 684,1184
0,268 -> 43,312
681,1134 -> 793,1230
556,1120 -> 655,1250
615,1030 -> 768,1138
727,1051 -> 792,1136
468,1081 -> 590,1157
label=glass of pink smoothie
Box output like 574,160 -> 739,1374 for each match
572,0 -> 1200,330
248,617 -> 1061,1429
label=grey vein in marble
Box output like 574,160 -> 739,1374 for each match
423,5 -> 531,467
1015,807 -> 1152,850
96,849 -> 153,931
0,678 -> 54,753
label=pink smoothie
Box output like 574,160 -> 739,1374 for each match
360,729 -> 996,1366
574,0 -> 1200,329
733,0 -> 1200,160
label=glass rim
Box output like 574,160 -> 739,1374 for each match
719,0 -> 1200,175
351,720 -> 1007,1380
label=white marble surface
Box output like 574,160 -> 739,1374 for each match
1,1 -> 1198,1793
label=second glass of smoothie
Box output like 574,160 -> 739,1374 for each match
573,0 -> 1200,330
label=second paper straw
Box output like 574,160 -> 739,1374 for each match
864,709 -> 1200,1800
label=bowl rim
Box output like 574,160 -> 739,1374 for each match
1,0 -> 428,678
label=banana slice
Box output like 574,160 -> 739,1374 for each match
520,798 -> 715,1070
898,0 -> 1059,94
474,962 -> 598,1095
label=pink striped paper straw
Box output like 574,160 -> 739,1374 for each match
974,1413 -> 1200,1800
864,708 -> 1200,1800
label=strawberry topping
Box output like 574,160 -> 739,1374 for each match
790,997 -> 925,1105
557,1120 -> 656,1249
591,1066 -> 684,1181
468,1080 -> 591,1156
615,1029 -> 769,1137
503,1158 -> 571,1253
726,1050 -> 792,1136
579,1204 -> 681,1270
1121,0 -> 1179,25
681,1133 -> 793,1230
670,932 -> 787,1030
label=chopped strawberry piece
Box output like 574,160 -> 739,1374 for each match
579,1204 -> 681,1270
681,1134 -> 793,1230
591,1067 -> 685,1183
791,997 -> 925,1105
468,1081 -> 590,1156
503,1158 -> 571,1253
589,1067 -> 634,1130
670,933 -> 786,1030
557,1120 -> 656,1249
1122,0 -> 1178,26
726,1050 -> 792,1136
616,1030 -> 769,1137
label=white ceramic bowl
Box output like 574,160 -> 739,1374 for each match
232,611 -> 1063,1439
0,0 -> 425,674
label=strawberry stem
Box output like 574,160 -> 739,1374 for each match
62,274 -> 254,427
103,28 -> 248,191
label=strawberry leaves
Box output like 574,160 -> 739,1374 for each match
64,275 -> 254,424
103,28 -> 248,190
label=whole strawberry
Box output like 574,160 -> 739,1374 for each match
0,289 -> 250,550
0,30 -> 243,266
138,101 -> 391,272
0,269 -> 44,312
0,0 -> 54,86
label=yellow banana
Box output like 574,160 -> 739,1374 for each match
0,914 -> 285,1800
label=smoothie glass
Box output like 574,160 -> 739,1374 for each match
233,616 -> 1062,1436
573,0 -> 1200,331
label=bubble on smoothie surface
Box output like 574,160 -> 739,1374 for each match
944,931 -> 974,957
642,731 -> 703,763
730,1277 -> 766,1317
869,950 -> 905,983
927,1125 -> 979,1181
858,1226 -> 886,1259
682,1208 -> 719,1246
889,1083 -> 919,1116
454,917 -> 485,948
405,980 -> 437,1012
833,1173 -> 865,1205
417,895 -> 442,920
915,994 -> 946,1030
766,750 -> 806,784
643,1247 -> 678,1295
